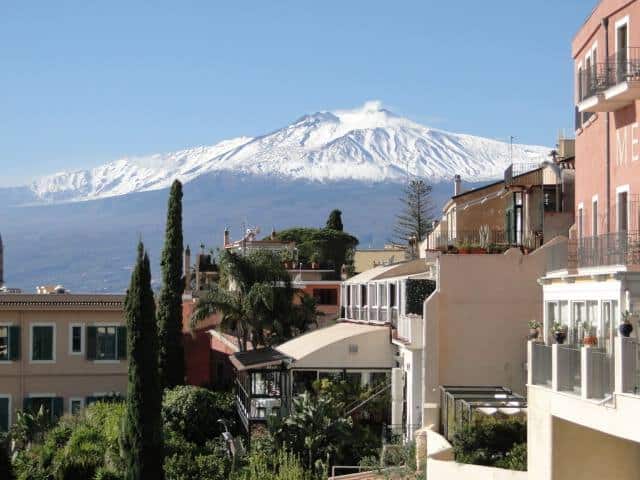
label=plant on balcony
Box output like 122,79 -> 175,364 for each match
456,240 -> 472,254
581,321 -> 598,347
310,253 -> 320,269
280,249 -> 295,269
528,320 -> 541,341
551,322 -> 567,344
620,311 -> 634,338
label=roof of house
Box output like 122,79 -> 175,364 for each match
0,293 -> 125,311
344,259 -> 430,284
275,322 -> 390,362
229,347 -> 291,371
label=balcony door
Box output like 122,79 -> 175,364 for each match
617,22 -> 629,82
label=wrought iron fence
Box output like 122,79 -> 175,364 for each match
430,229 -> 509,249
504,163 -> 544,187
557,346 -> 582,396
578,48 -> 640,100
532,343 -> 553,388
570,231 -> 640,268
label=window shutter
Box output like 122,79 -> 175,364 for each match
9,326 -> 20,360
86,327 -> 97,360
0,398 -> 8,431
52,397 -> 64,419
117,326 -> 127,360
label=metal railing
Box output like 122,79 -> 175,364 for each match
532,343 -> 553,388
622,338 -> 640,395
570,231 -> 640,269
557,346 -> 582,395
430,229 -> 508,249
586,348 -> 612,399
579,48 -> 640,101
504,163 -> 543,187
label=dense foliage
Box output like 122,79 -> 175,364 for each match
162,386 -> 235,445
192,250 -> 319,349
157,180 -> 186,389
452,416 -> 526,471
121,243 -> 165,480
0,434 -> 15,480
405,279 -> 436,315
325,209 -> 344,231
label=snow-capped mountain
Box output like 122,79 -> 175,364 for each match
27,101 -> 549,203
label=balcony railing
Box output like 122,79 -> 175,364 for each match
395,314 -> 423,348
429,229 -> 508,250
579,48 -> 640,101
504,163 -> 543,187
531,343 -> 552,388
569,231 -> 640,269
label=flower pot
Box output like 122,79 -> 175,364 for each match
459,248 -> 471,254
619,323 -> 634,338
583,335 -> 598,347
311,262 -> 319,269
553,331 -> 566,344
471,247 -> 486,254
528,328 -> 539,340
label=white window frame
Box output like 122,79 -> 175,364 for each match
592,195 -> 599,237
69,397 -> 84,415
0,394 -> 11,429
615,16 -> 630,66
616,185 -> 630,232
0,323 -> 13,363
576,60 -> 584,103
69,323 -> 85,356
29,323 -> 56,364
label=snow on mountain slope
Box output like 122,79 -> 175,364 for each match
27,101 -> 550,203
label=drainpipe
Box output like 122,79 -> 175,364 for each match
603,17 -> 611,234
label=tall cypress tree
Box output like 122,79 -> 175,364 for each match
121,243 -> 164,480
157,180 -> 185,388
326,209 -> 344,231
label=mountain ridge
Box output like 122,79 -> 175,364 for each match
13,101 -> 550,204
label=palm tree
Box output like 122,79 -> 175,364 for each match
191,250 -> 298,350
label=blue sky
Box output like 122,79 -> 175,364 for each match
0,0 -> 597,186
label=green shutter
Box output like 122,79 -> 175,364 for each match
117,326 -> 127,360
9,326 -> 20,360
0,397 -> 8,431
86,327 -> 97,360
52,397 -> 64,419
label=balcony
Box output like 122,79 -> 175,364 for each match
568,231 -> 640,270
393,313 -> 423,349
577,48 -> 640,113
504,163 -> 544,188
527,338 -> 635,402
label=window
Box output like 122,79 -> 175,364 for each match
360,285 -> 368,307
31,325 -> 54,362
0,327 -> 8,361
70,325 -> 83,355
293,370 -> 317,395
87,326 -> 126,361
346,286 -> 351,305
0,396 -> 10,432
313,289 -> 338,306
24,396 -> 63,421
616,19 -> 629,82
543,186 -> 558,212
618,190 -> 629,232
251,371 -> 281,397
390,283 -> 397,308
592,198 -> 599,236
379,284 -> 387,307
577,205 -> 584,239
70,398 -> 84,415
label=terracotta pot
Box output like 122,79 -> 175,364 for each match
583,336 -> 598,347
528,328 -> 540,340
471,247 -> 486,254
459,248 -> 471,254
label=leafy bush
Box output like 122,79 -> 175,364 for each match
452,416 -> 526,470
164,431 -> 232,480
231,449 -> 314,480
162,386 -> 235,445
495,442 -> 527,471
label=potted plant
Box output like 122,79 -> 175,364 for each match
280,249 -> 294,269
528,320 -> 541,341
620,311 -> 635,338
310,253 -> 320,269
551,322 -> 567,344
582,321 -> 598,347
470,243 -> 486,254
457,241 -> 472,254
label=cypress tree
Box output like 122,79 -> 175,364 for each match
157,180 -> 185,389
121,243 -> 165,480
326,209 -> 344,231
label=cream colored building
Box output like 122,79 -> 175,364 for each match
0,292 -> 126,430
353,248 -> 409,274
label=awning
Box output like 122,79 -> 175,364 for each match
229,347 -> 291,371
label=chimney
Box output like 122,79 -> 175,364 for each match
454,175 -> 462,196
183,245 -> 191,292
223,228 -> 230,247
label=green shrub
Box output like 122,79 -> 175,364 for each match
405,279 -> 436,315
452,416 -> 526,469
163,430 -> 232,480
495,442 -> 527,471
163,386 -> 235,445
94,467 -> 124,480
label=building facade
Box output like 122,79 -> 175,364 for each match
0,292 -> 126,430
527,1 -> 640,478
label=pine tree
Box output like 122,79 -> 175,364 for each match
157,180 -> 185,389
326,209 -> 344,231
393,179 -> 434,249
121,243 -> 165,480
